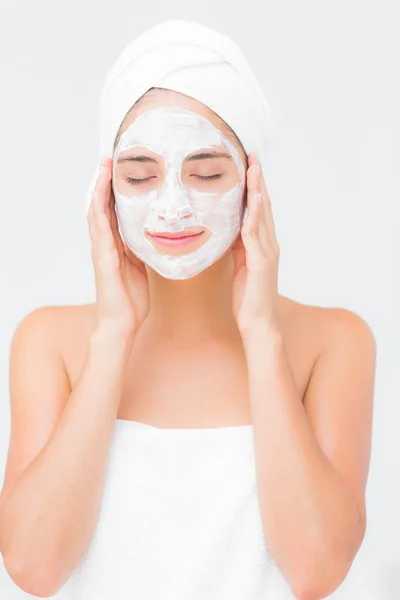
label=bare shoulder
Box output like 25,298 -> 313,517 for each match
15,302 -> 96,332
279,299 -> 376,544
0,304 -> 96,506
277,293 -> 376,387
279,293 -> 376,351
11,303 -> 97,385
277,294 -> 377,430
12,303 -> 96,351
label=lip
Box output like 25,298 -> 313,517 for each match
146,230 -> 204,247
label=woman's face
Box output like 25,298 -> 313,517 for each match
112,90 -> 248,280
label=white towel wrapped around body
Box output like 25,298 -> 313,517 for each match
85,19 -> 274,209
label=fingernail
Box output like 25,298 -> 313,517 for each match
255,164 -> 260,177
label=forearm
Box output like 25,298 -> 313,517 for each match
244,326 -> 362,595
0,326 -> 133,594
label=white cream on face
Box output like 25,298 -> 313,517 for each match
112,106 -> 245,280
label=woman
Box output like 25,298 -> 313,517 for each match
0,20 -> 376,600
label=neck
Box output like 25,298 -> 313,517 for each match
146,253 -> 238,340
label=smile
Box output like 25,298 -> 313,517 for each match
146,230 -> 204,248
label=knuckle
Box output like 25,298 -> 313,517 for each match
249,227 -> 258,238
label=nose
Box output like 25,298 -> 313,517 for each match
153,177 -> 193,224
157,204 -> 192,223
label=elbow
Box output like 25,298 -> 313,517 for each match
3,552 -> 64,598
291,558 -> 352,600
291,517 -> 364,600
292,583 -> 338,600
0,498 -> 65,597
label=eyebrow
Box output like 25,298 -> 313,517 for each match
117,155 -> 158,164
186,151 -> 232,161
116,150 -> 232,164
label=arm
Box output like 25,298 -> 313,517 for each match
244,309 -> 376,600
0,307 -> 134,598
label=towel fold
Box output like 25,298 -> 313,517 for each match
85,19 -> 274,210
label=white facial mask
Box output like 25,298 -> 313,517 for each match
112,106 -> 246,280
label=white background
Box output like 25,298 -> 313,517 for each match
0,0 -> 399,598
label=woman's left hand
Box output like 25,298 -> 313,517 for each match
232,152 -> 281,340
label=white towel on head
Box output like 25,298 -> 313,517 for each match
85,19 -> 274,211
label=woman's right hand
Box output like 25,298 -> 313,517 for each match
88,156 -> 150,339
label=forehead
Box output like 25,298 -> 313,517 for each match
115,106 -> 240,165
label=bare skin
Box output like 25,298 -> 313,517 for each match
0,89 -> 376,599
44,296 -> 314,426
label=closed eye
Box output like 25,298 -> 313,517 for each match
125,174 -> 222,186
194,174 -> 222,181
125,176 -> 155,186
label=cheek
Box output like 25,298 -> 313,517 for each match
202,211 -> 241,231
115,196 -> 150,228
195,186 -> 244,229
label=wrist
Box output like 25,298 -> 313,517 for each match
241,320 -> 283,353
90,321 -> 136,357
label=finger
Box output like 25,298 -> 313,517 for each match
93,157 -> 112,215
88,193 -> 98,255
258,170 -> 280,251
241,191 -> 266,269
243,155 -> 257,215
247,151 -> 259,168
231,233 -> 246,275
94,200 -> 114,253
246,162 -> 260,197
253,192 -> 272,257
103,158 -> 114,221
243,162 -> 259,224
249,157 -> 279,253
245,161 -> 271,256
109,192 -> 124,257
108,189 -> 118,232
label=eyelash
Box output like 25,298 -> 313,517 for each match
125,174 -> 222,186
